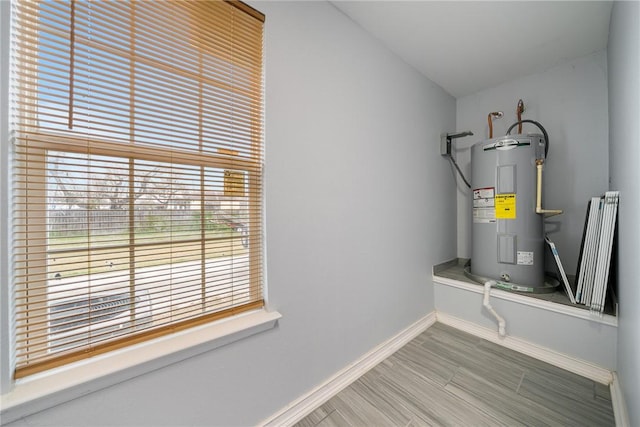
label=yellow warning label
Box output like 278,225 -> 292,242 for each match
495,194 -> 516,219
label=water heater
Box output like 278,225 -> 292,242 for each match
470,134 -> 547,289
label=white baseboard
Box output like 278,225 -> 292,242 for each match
436,311 -> 613,385
611,372 -> 630,427
260,312 -> 437,427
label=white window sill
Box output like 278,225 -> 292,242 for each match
0,309 -> 281,424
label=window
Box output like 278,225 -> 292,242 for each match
11,0 -> 264,378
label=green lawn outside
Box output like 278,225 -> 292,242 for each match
47,229 -> 247,278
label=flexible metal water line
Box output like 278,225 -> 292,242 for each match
483,280 -> 506,337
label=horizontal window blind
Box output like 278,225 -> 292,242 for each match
11,0 -> 265,378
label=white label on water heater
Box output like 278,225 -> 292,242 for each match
473,208 -> 496,223
517,251 -> 534,266
473,198 -> 494,208
473,187 -> 496,223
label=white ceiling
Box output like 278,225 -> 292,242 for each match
332,1 -> 613,98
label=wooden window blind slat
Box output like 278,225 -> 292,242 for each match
11,0 -> 264,378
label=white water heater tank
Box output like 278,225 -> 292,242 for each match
470,134 -> 547,288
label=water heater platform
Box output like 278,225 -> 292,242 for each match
463,260 -> 559,294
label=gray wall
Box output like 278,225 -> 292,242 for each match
455,51 -> 609,275
4,2 -> 456,425
608,2 -> 640,425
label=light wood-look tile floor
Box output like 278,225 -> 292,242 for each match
295,322 -> 614,427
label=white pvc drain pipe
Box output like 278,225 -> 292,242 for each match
483,280 -> 506,337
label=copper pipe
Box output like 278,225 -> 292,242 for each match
487,111 -> 503,139
517,99 -> 525,133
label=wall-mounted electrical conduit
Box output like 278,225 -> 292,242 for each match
440,131 -> 474,188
